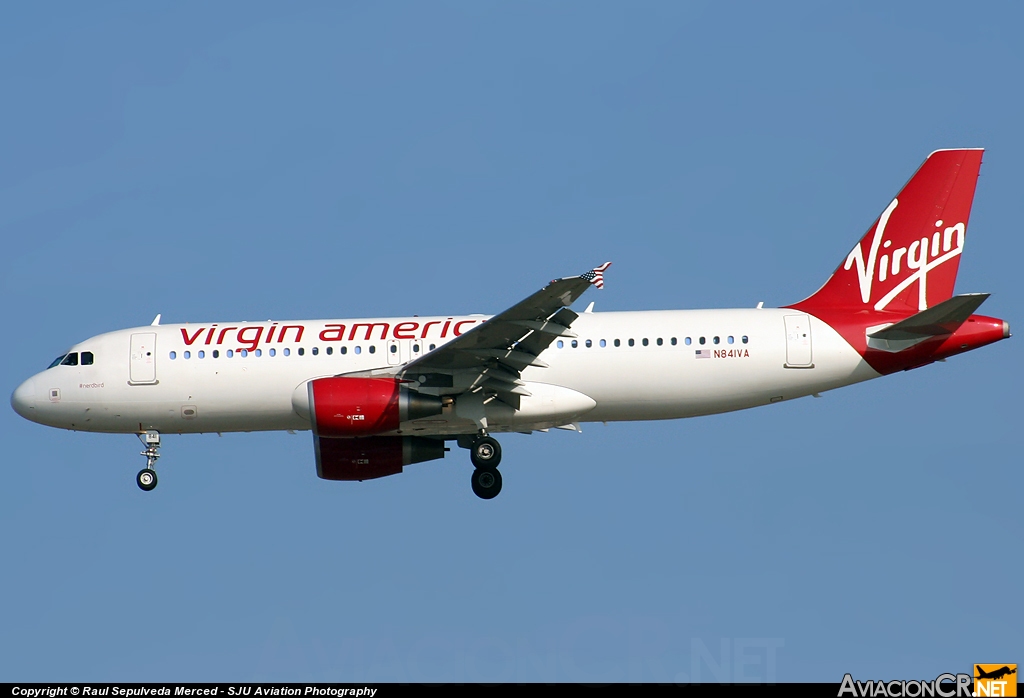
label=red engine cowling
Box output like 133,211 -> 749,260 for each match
315,435 -> 446,481
306,377 -> 443,437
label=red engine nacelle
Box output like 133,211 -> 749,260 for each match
315,435 -> 446,481
305,377 -> 443,437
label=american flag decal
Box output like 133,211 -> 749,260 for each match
695,349 -> 711,359
580,261 -> 612,289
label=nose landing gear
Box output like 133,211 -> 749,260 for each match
137,468 -> 158,491
136,430 -> 160,492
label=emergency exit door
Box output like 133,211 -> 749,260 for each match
387,340 -> 402,365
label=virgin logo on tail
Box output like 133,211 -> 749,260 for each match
844,198 -> 966,312
789,149 -> 982,318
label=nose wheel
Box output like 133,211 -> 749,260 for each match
137,468 -> 158,491
136,430 -> 161,491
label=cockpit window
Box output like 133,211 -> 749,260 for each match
60,353 -> 79,366
48,354 -> 68,369
81,351 -> 94,366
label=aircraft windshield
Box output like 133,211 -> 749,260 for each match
47,351 -> 90,368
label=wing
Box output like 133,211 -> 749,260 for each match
353,262 -> 610,410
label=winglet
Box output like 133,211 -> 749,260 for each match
151,314 -> 162,326
580,262 -> 612,289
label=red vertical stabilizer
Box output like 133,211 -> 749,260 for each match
787,149 -> 1009,373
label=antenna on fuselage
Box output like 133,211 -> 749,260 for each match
151,314 -> 162,326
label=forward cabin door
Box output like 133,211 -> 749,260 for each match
784,314 -> 813,368
129,332 -> 158,384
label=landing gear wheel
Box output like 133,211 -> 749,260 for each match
137,468 -> 158,492
136,431 -> 161,491
471,467 -> 502,499
470,436 -> 502,468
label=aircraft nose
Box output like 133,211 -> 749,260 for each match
11,377 -> 36,419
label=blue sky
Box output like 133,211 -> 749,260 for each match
1,2 -> 1020,682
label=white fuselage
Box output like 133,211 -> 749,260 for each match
13,308 -> 879,437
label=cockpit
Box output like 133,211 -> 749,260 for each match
47,351 -> 94,369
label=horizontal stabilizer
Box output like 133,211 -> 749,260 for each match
866,293 -> 989,352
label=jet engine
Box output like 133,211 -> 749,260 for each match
296,377 -> 444,437
315,435 -> 446,481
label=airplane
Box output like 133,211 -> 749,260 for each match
10,149 -> 1010,499
975,666 -> 1016,681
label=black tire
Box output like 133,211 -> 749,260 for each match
137,468 -> 158,492
470,436 -> 502,468
471,466 -> 502,499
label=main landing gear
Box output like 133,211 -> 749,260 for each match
136,430 -> 160,492
466,435 -> 502,500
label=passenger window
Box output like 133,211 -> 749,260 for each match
389,344 -> 397,354
557,340 -> 564,349
213,350 -> 220,358
326,347 -> 333,355
369,345 -> 376,354
340,346 -> 347,355
656,338 -> 663,346
642,338 -> 649,346
727,336 -> 734,344
585,339 -> 592,348
169,351 -> 177,360
198,350 -> 205,359
628,339 -> 635,346
600,339 -> 606,347
312,347 -> 319,356
614,339 -> 620,347
283,348 -> 289,356
61,353 -> 79,366
571,340 -> 578,348
742,336 -> 749,344
269,348 -> 276,357
240,349 -> 248,357
355,346 -> 362,354
713,336 -> 720,345
254,349 -> 262,357
298,348 -> 304,356
429,344 -> 436,351
685,337 -> 692,345
227,350 -> 234,358
670,338 -> 677,346
81,351 -> 94,365
699,337 -> 706,345
184,351 -> 191,359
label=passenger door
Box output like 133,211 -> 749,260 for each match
130,332 -> 158,384
784,314 -> 813,368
